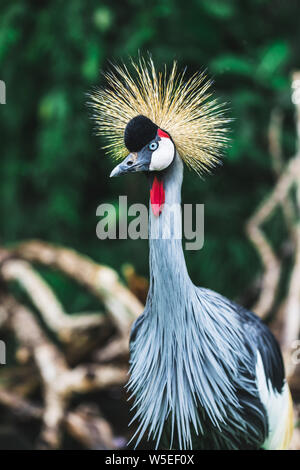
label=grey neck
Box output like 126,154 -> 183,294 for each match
129,157 -> 257,451
147,153 -> 192,305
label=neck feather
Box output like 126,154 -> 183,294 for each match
128,155 -> 260,450
147,154 -> 192,317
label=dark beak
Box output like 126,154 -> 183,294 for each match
110,151 -> 150,177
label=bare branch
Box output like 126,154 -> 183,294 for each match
12,240 -> 143,335
1,293 -> 128,448
246,151 -> 300,318
0,391 -> 119,450
2,259 -> 108,342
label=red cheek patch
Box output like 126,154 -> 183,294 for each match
150,176 -> 165,217
157,129 -> 170,139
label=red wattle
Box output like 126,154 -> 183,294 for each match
157,129 -> 169,139
150,176 -> 165,217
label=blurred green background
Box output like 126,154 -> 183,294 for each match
0,0 -> 299,308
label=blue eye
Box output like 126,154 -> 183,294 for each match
149,142 -> 158,151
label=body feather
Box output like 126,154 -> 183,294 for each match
128,156 -> 292,450
91,57 -> 293,450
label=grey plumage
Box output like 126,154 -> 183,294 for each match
128,155 -> 270,449
92,58 -> 290,450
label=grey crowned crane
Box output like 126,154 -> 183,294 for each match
90,58 -> 293,450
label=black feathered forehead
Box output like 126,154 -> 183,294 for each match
124,115 -> 158,152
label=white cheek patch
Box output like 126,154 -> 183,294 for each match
149,138 -> 174,171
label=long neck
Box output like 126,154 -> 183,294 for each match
148,154 -> 192,301
130,156 -> 251,451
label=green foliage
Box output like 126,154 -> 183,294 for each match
0,0 -> 300,305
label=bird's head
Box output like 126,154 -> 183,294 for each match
89,57 -> 229,189
110,115 -> 175,178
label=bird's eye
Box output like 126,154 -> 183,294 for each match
149,142 -> 158,151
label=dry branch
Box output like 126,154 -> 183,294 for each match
0,390 -> 118,449
2,259 -> 107,342
1,292 -> 128,448
246,156 -> 300,319
66,404 -> 117,450
268,107 -> 296,235
246,73 -> 300,379
12,240 -> 143,336
0,238 -> 146,448
282,224 -> 300,377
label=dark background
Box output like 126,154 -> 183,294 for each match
0,0 -> 299,449
1,0 -> 299,302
